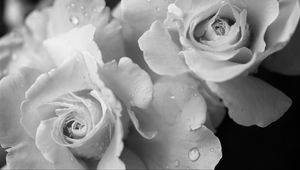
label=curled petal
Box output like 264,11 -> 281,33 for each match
36,118 -> 85,169
139,21 -> 189,76
0,68 -> 53,169
97,116 -> 125,170
264,1 -> 300,75
99,57 -> 154,139
266,0 -> 300,48
207,76 -> 292,127
183,48 -> 254,82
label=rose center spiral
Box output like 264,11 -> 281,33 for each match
211,17 -> 231,36
63,119 -> 87,139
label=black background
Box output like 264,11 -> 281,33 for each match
1,0 -> 299,169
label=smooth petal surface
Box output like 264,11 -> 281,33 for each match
36,118 -> 84,169
21,54 -> 94,138
97,117 -> 125,170
139,21 -> 189,76
207,76 -> 292,127
183,49 -> 254,82
0,68 -> 53,169
128,75 -> 221,169
99,57 -> 154,139
99,57 -> 152,109
120,0 -> 175,34
44,25 -> 103,66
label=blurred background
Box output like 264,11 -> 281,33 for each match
0,0 -> 299,169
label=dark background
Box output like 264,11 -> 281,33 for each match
1,0 -> 299,169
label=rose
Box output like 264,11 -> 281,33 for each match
119,0 -> 300,82
117,0 -> 296,128
0,23 -> 154,169
0,0 -> 125,78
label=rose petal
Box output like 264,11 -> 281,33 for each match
48,0 -> 106,36
139,21 -> 189,76
21,54 -> 95,138
121,148 -> 146,170
183,48 -> 254,82
44,24 -> 103,66
207,76 -> 292,127
237,0 -> 279,53
127,75 -> 221,169
120,0 -> 175,34
97,116 -> 125,169
94,19 -> 126,63
0,68 -> 53,169
25,9 -> 49,42
263,22 -> 300,75
98,57 -> 154,139
266,0 -> 300,48
36,118 -> 85,169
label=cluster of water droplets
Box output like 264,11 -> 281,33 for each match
65,0 -> 104,26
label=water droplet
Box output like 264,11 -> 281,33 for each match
70,3 -> 75,7
156,7 -> 160,11
174,160 -> 180,167
93,6 -> 103,13
80,6 -> 85,10
188,147 -> 200,161
210,148 -> 215,152
193,93 -> 198,97
69,16 -> 80,25
170,95 -> 176,99
84,12 -> 89,17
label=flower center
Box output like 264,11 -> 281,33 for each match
211,17 -> 231,36
63,118 -> 87,139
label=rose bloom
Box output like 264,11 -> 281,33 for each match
0,0 -> 224,169
117,0 -> 297,127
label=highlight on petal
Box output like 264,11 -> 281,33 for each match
264,22 -> 300,75
207,76 -> 292,127
120,0 -> 175,34
139,21 -> 189,76
266,0 -> 300,48
98,57 -> 154,139
99,57 -> 152,109
0,68 -> 53,169
127,75 -> 221,169
43,24 -> 103,66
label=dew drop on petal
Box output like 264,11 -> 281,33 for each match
210,148 -> 215,152
155,7 -> 160,11
188,147 -> 200,162
170,95 -> 176,99
69,16 -> 80,25
174,160 -> 180,167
